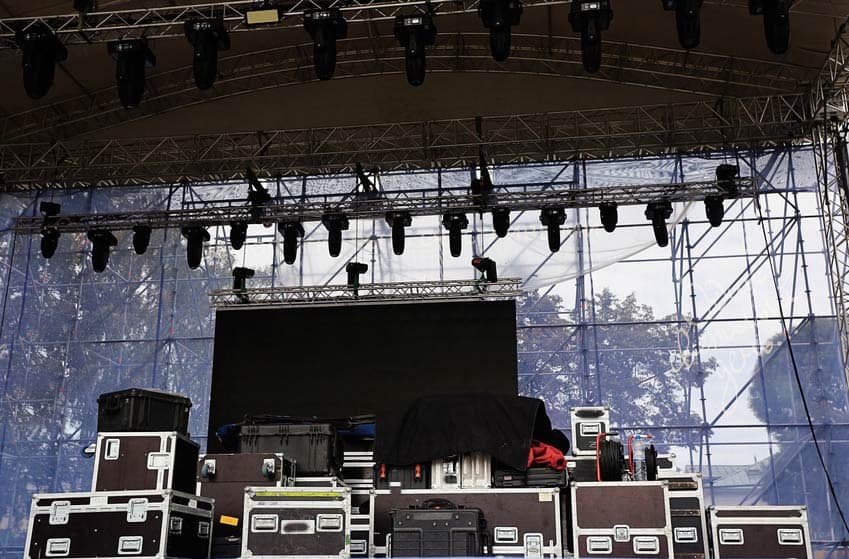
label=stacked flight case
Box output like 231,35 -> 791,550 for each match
197,452 -> 297,557
24,388 -> 214,559
707,505 -> 813,559
571,481 -> 674,558
658,473 -> 709,559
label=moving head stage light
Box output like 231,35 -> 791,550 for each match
87,229 -> 118,273
39,201 -> 61,259
568,0 -> 613,73
662,0 -> 703,49
346,261 -> 368,288
394,13 -> 437,87
322,213 -> 350,257
645,200 -> 673,247
15,24 -> 67,100
385,211 -> 412,255
181,226 -> 210,269
303,8 -> 347,80
478,0 -> 523,61
132,225 -> 152,255
108,39 -> 156,108
184,19 -> 231,90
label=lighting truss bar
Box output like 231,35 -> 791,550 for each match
0,34 -> 810,144
0,98 -> 803,191
809,15 -> 849,121
0,0 -> 567,47
209,279 -> 523,308
0,0 -> 766,48
12,176 -> 756,234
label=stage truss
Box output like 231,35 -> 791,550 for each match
209,279 -> 523,308
11,176 -> 756,234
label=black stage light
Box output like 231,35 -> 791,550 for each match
230,221 -> 248,250
762,0 -> 789,54
322,213 -> 349,257
181,226 -> 210,269
39,201 -> 61,259
232,266 -> 255,290
599,202 -> 618,233
715,163 -> 740,194
346,261 -> 368,288
748,0 -> 763,14
645,201 -> 673,247
704,195 -> 724,227
674,0 -> 702,49
279,221 -> 305,265
442,213 -> 469,258
478,0 -> 523,61
394,14 -> 437,87
540,207 -> 566,252
245,168 -> 272,220
184,19 -> 230,90
15,24 -> 68,99
108,39 -> 156,109
41,228 -> 60,259
303,8 -> 347,80
40,201 -> 61,218
472,256 -> 498,283
385,211 -> 412,255
87,229 -> 118,273
568,0 -> 613,73
132,225 -> 152,255
492,206 -> 510,238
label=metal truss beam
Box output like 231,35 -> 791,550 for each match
0,0 -> 765,48
813,124 -> 849,388
209,279 -> 523,308
809,15 -> 849,121
12,176 -> 755,234
0,97 -> 806,191
0,34 -> 809,143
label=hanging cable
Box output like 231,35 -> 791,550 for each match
752,176 -> 849,539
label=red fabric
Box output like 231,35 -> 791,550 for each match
527,440 -> 567,470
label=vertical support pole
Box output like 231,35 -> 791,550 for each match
813,121 -> 849,388
573,160 -> 592,404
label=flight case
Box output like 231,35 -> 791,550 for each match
24,490 -> 213,559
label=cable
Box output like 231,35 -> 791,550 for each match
751,180 -> 849,539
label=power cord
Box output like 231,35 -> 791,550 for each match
752,182 -> 849,539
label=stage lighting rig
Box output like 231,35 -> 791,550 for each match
385,211 -> 412,255
181,226 -> 210,269
41,228 -> 60,259
280,221 -> 305,265
346,261 -> 368,288
715,163 -> 740,194
762,0 -> 789,54
492,206 -> 510,238
232,267 -> 255,300
246,168 -> 273,220
15,24 -> 68,100
540,207 -> 566,252
184,19 -> 230,90
39,202 -> 62,259
662,0 -> 702,49
322,213 -> 349,257
87,229 -> 118,273
645,201 -> 673,247
132,225 -> 152,255
704,196 -> 724,227
354,163 -> 380,198
394,13 -> 437,87
442,213 -> 469,258
230,221 -> 248,250
478,0 -> 523,61
599,202 -> 618,232
568,0 -> 613,73
303,8 -> 347,80
472,257 -> 498,283
108,39 -> 156,108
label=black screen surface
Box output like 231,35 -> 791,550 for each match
207,300 -> 518,450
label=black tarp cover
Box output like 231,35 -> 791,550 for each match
374,393 -> 556,470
